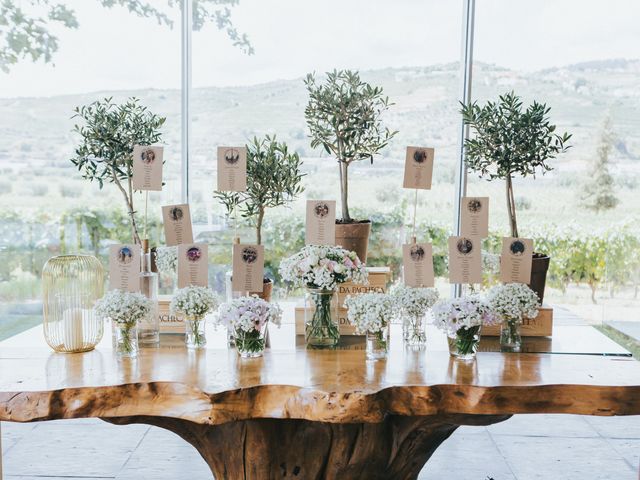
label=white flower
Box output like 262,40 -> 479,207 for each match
486,283 -> 540,324
431,295 -> 499,336
155,246 -> 177,273
170,286 -> 219,318
344,293 -> 395,334
279,245 -> 368,291
215,295 -> 282,334
94,290 -> 153,327
389,284 -> 439,318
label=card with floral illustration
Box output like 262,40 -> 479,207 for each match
217,146 -> 247,192
232,244 -> 264,293
305,200 -> 336,245
500,237 -> 533,284
177,243 -> 208,288
448,236 -> 482,284
402,242 -> 434,287
162,204 -> 194,246
132,145 -> 163,191
403,146 -> 434,190
460,196 -> 489,238
109,244 -> 141,292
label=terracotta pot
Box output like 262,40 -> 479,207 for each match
251,278 -> 273,302
335,221 -> 372,263
529,254 -> 550,305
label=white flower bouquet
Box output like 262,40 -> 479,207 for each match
279,245 -> 368,291
345,292 -> 394,359
389,284 -> 439,346
171,286 -> 219,348
432,295 -> 499,358
216,295 -> 282,357
155,246 -> 177,274
486,283 -> 540,351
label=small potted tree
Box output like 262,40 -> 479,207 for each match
71,97 -> 165,245
304,70 -> 397,262
214,135 -> 305,300
461,92 -> 571,302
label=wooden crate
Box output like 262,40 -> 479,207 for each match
336,266 -> 392,306
295,307 -> 360,336
482,307 -> 553,337
158,295 -> 185,334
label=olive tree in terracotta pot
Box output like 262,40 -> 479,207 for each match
304,70 -> 397,262
461,91 -> 571,303
214,135 -> 304,301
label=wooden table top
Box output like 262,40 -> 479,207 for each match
0,321 -> 639,425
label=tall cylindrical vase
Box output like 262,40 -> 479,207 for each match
114,322 -> 139,358
500,318 -> 522,352
366,326 -> 389,360
403,314 -> 427,347
42,255 -> 104,353
185,314 -> 207,349
304,288 -> 339,348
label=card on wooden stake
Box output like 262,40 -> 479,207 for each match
162,204 -> 194,246
132,145 -> 163,191
232,244 -> 265,293
402,243 -> 435,288
403,146 -> 434,190
109,244 -> 141,292
217,146 -> 247,192
500,237 -> 534,284
177,243 -> 208,288
305,200 -> 336,245
448,236 -> 482,284
460,196 -> 489,238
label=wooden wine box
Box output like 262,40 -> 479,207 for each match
158,295 -> 185,334
481,307 -> 553,337
296,266 -> 392,337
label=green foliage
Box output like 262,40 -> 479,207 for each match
304,70 -> 397,222
461,92 -> 572,181
0,0 -> 251,73
214,135 -> 305,245
70,97 -> 165,243
581,115 -> 619,212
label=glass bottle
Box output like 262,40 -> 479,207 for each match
138,239 -> 159,346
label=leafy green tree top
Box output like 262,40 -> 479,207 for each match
71,97 -> 166,244
461,91 -> 571,237
581,115 -> 619,212
214,135 -> 305,245
304,70 -> 397,223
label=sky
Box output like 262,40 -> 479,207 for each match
0,0 -> 639,98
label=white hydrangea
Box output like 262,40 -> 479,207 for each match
170,286 -> 219,318
215,295 -> 282,334
94,290 -> 153,326
279,245 -> 368,291
389,284 -> 439,318
155,246 -> 177,273
486,283 -> 540,323
431,295 -> 499,336
344,293 -> 395,335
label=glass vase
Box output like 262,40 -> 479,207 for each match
448,325 -> 482,360
185,315 -> 207,349
114,322 -> 138,358
500,318 -> 522,352
403,314 -> 427,348
42,255 -> 104,353
366,326 -> 389,360
304,288 -> 339,348
139,243 -> 159,346
235,324 -> 268,358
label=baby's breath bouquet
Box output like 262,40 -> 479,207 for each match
345,293 -> 394,360
94,290 -> 153,357
280,245 -> 368,347
216,295 -> 282,358
171,286 -> 219,349
155,246 -> 177,274
390,284 -> 439,346
486,283 -> 539,351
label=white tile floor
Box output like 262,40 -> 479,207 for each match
2,414 -> 639,479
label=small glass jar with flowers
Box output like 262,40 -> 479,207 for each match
390,284 -> 439,348
94,290 -> 153,358
170,286 -> 219,349
487,283 -> 540,352
279,245 -> 368,348
432,295 -> 498,360
345,293 -> 394,360
154,246 -> 177,293
216,295 -> 282,358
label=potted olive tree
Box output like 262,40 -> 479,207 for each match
214,135 -> 305,300
71,97 -> 165,245
304,70 -> 397,262
461,91 -> 571,302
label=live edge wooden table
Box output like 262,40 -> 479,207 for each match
0,324 -> 639,479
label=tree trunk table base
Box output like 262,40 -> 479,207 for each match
105,414 -> 511,479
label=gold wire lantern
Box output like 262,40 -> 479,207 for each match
42,255 -> 104,353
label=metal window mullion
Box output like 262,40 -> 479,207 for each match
181,0 -> 193,204
452,0 -> 476,298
